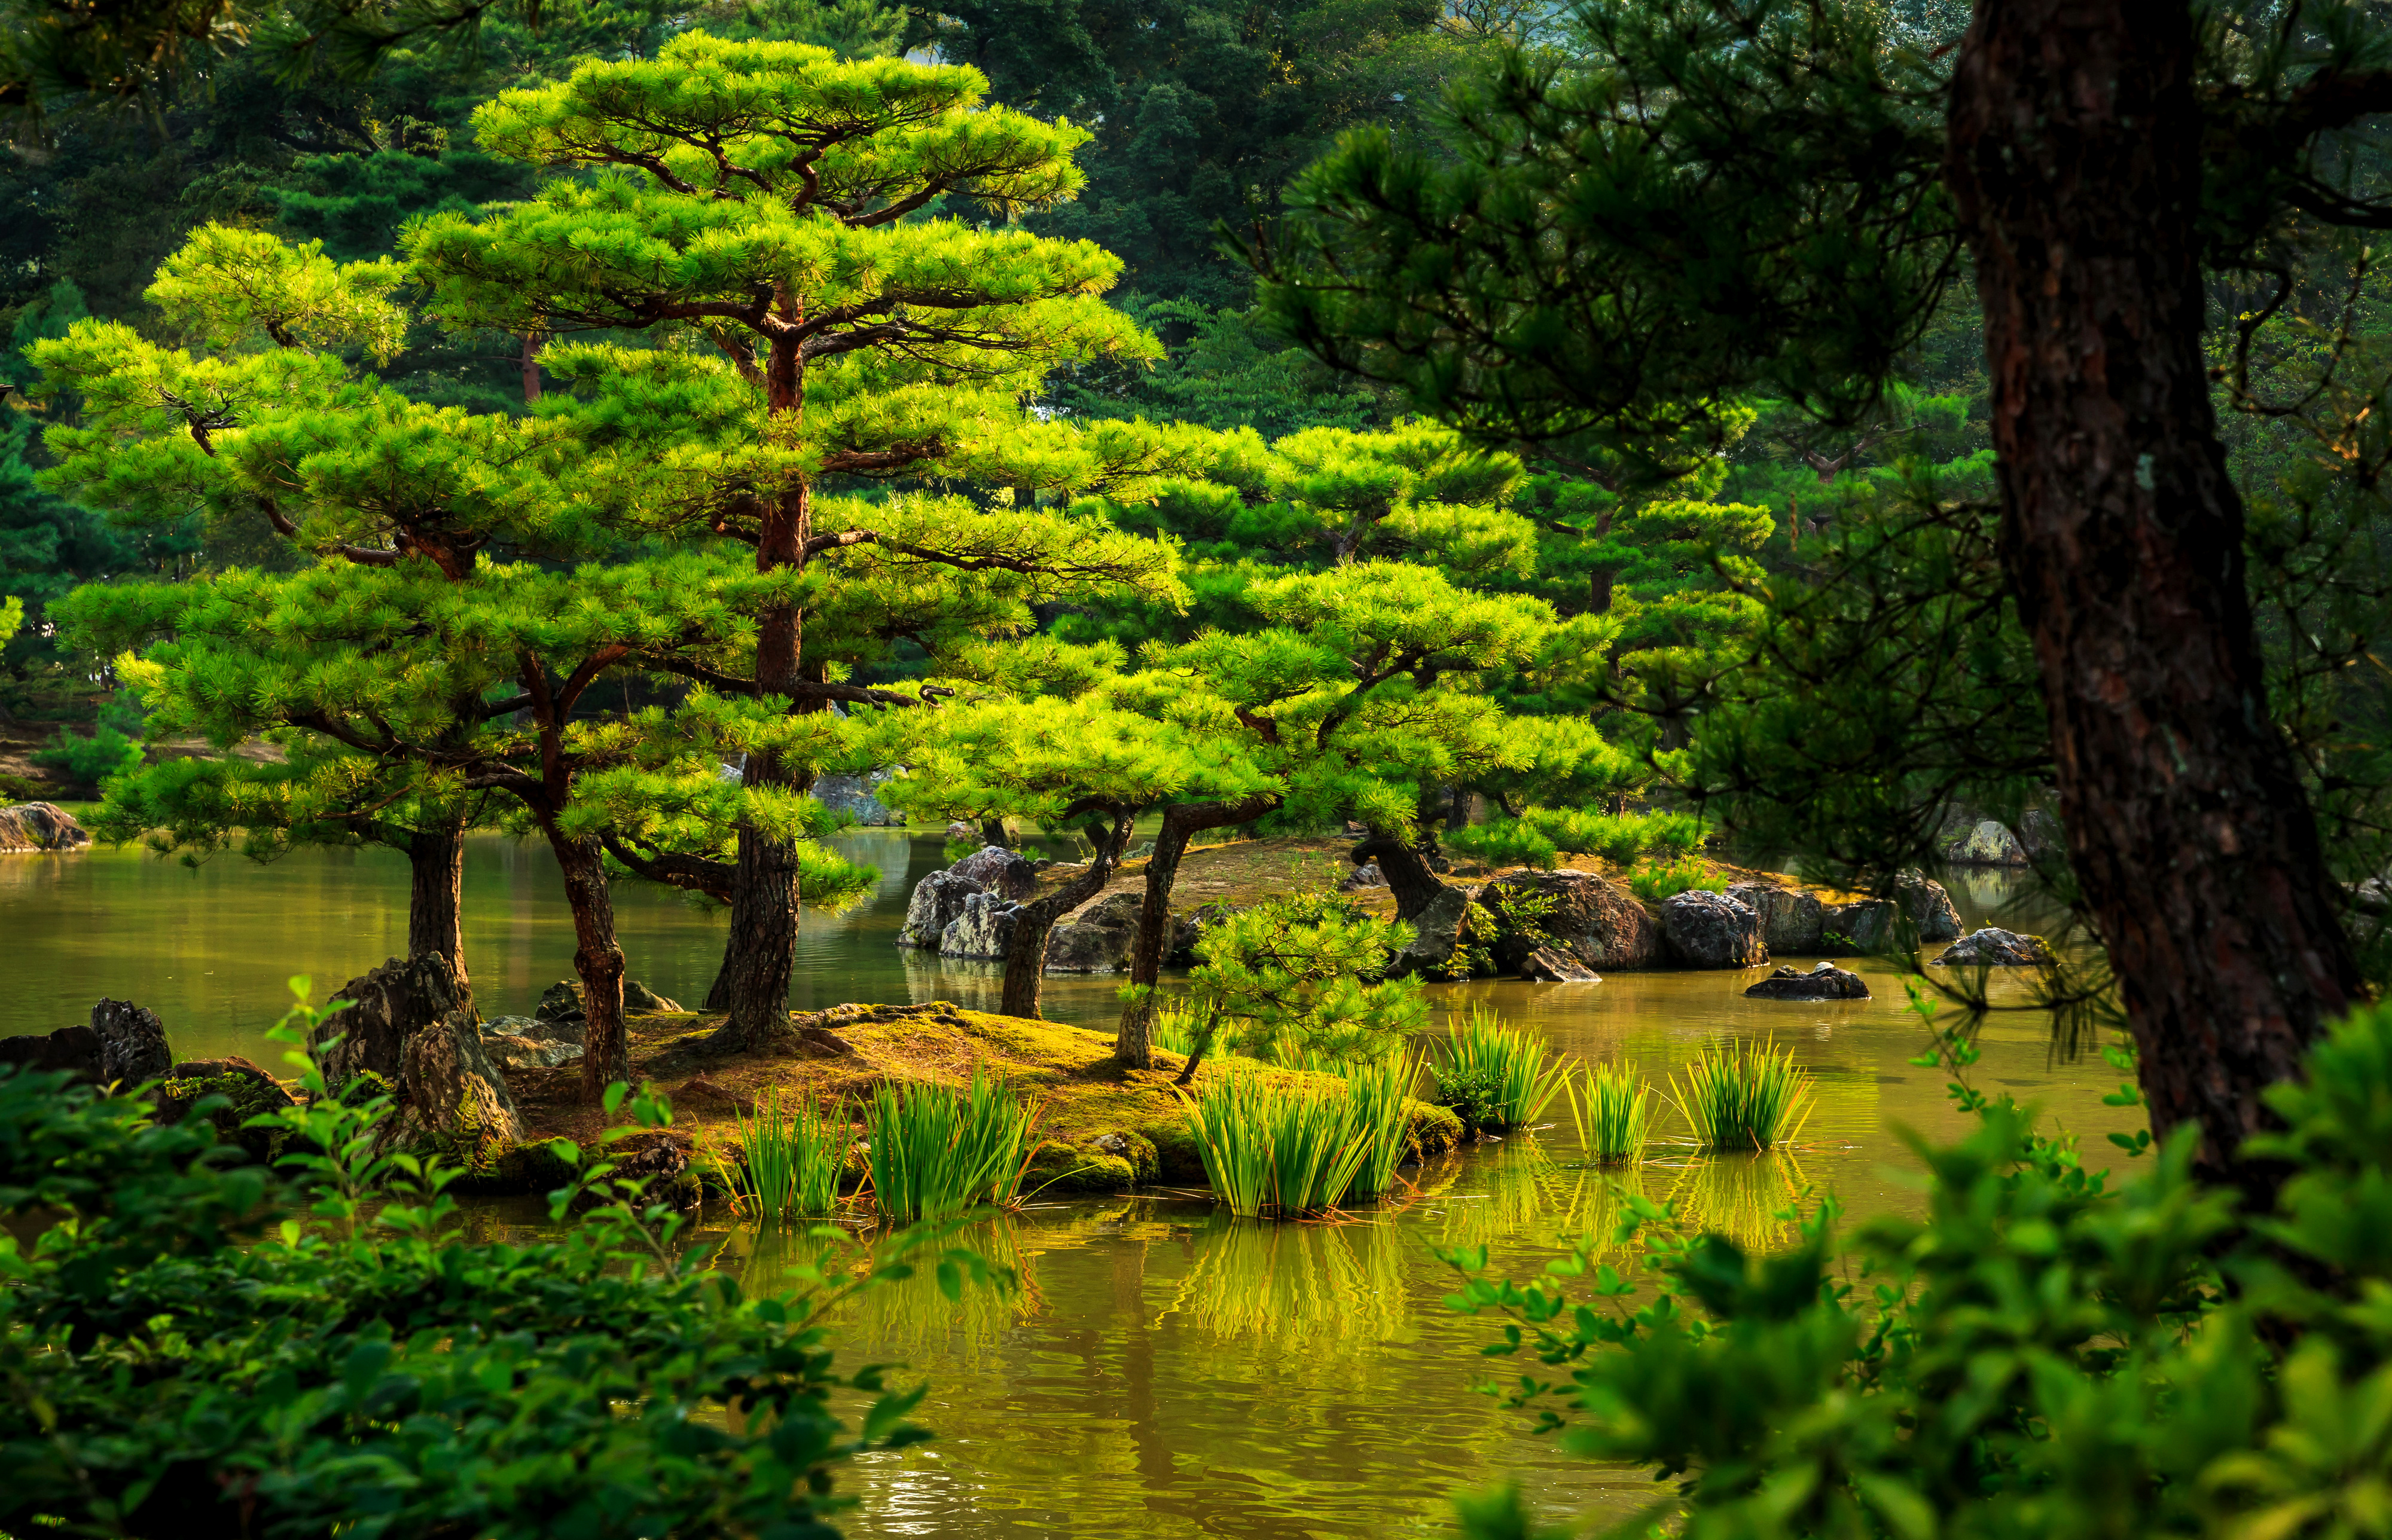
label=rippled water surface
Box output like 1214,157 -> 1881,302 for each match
3,832 -> 2123,1537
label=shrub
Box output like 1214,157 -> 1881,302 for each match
1627,857 -> 1726,901
1445,817 -> 1561,870
1566,1060 -> 1652,1164
1444,993 -> 2392,1540
1435,1005 -> 1571,1136
1665,1038 -> 1816,1150
865,1067 -> 1045,1224
0,985 -> 980,1539
1176,891 -> 1425,1078
32,723 -> 142,786
1517,806 -> 1708,863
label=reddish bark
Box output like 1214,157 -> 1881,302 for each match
1946,0 -> 2364,1199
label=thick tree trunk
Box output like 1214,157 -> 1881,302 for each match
719,475 -> 811,1053
545,828 -> 627,1102
1349,835 -> 1447,923
1000,809 -> 1136,1019
1947,0 -> 2363,1200
1114,793 -> 1281,1068
405,817 -> 469,986
704,925 -> 734,1012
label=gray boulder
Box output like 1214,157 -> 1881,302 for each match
89,999 -> 172,1083
1340,861 -> 1388,891
1044,891 -> 1145,974
813,769 -> 905,827
0,801 -> 92,851
941,890 -> 1021,959
1943,818 -> 2027,867
1726,883 -> 1826,954
1481,868 -> 1664,972
1387,885 -> 1477,979
624,979 -> 682,1014
481,1031 -> 584,1071
380,1009 -> 523,1154
316,955 -> 474,1092
1745,961 -> 1870,1000
898,868 -> 984,948
1896,870 -> 1963,942
1520,946 -> 1601,982
2018,808 -> 2065,863
1935,927 -> 2055,967
1660,889 -> 1767,968
948,844 -> 1039,900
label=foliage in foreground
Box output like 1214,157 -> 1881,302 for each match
1446,994 -> 2392,1540
0,1012 -> 985,1539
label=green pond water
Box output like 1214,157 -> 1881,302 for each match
1,832 -> 2124,1538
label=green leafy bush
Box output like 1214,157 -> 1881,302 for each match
1519,806 -> 1707,863
1444,991 -> 2392,1540
0,991 -> 979,1539
1627,857 -> 1726,902
31,722 -> 141,785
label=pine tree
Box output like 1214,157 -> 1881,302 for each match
405,33 -> 1189,1053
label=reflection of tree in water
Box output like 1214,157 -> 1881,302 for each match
710,1214 -> 1048,1365
1158,1213 -> 1408,1346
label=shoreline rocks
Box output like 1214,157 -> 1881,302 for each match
811,769 -> 905,827
0,801 -> 91,852
1934,927 -> 2054,967
0,998 -> 171,1084
1661,888 -> 1768,968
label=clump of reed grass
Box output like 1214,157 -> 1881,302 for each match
1337,1054 -> 1417,1200
1434,1004 -> 1571,1135
1180,1071 -> 1406,1218
1565,1060 -> 1652,1164
1666,1040 -> 1816,1151
1151,1003 -> 1201,1058
864,1067 -> 1045,1224
707,1087 -> 850,1220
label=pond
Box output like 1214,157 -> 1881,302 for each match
2,831 -> 2126,1537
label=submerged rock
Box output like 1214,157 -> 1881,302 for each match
0,801 -> 91,851
1520,946 -> 1600,982
1935,927 -> 2054,967
1746,962 -> 1870,1000
1661,889 -> 1767,968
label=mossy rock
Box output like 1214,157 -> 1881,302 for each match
444,1137 -> 579,1196
1405,1101 -> 1465,1160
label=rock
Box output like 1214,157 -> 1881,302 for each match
2018,808 -> 2064,863
1481,868 -> 1664,972
1896,870 -> 1963,942
0,801 -> 92,851
945,821 -> 974,838
1660,889 -> 1767,968
152,1056 -> 299,1158
812,769 -> 905,827
1340,860 -> 1387,891
316,955 -> 472,1092
898,869 -> 986,948
1745,962 -> 1870,1000
1943,818 -> 2027,866
1520,946 -> 1601,982
89,999 -> 172,1083
1726,883 -> 1826,954
1387,885 -> 1477,978
624,979 -> 682,1014
941,890 -> 1021,958
534,980 -> 585,1022
1169,903 -> 1226,964
947,844 -> 1038,900
1935,927 -> 2055,967
0,1024 -> 103,1081
481,1032 -> 584,1072
380,1006 -> 523,1156
1044,890 -> 1145,974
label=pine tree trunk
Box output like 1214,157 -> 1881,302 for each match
704,925 -> 734,1012
1947,0 -> 2363,1201
1348,835 -> 1447,923
545,828 -> 627,1103
1114,794 -> 1280,1068
1000,809 -> 1135,1019
405,818 -> 469,987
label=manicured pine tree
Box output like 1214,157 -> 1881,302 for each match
405,32 -> 1192,1053
1103,559 -> 1631,1067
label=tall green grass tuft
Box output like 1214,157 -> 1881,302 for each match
1667,1040 -> 1816,1151
1565,1060 -> 1652,1164
710,1087 -> 850,1220
1180,1071 -> 1408,1218
1433,1004 -> 1571,1135
864,1067 -> 1045,1224
1338,1054 -> 1417,1199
